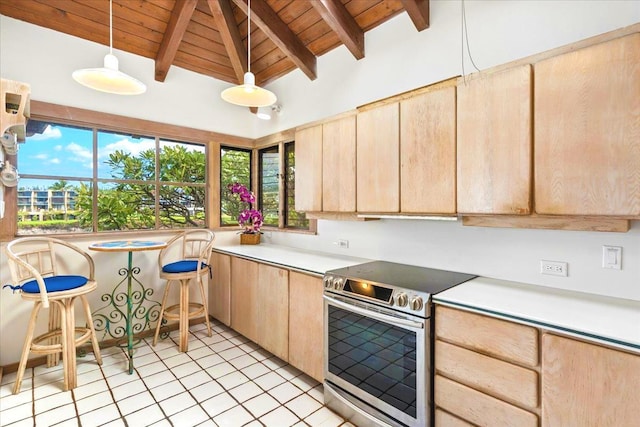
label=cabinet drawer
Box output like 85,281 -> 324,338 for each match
435,409 -> 474,427
435,375 -> 538,427
436,340 -> 538,408
436,306 -> 538,366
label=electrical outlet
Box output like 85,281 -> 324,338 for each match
540,260 -> 568,277
335,239 -> 349,249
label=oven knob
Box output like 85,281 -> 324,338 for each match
333,277 -> 344,290
410,296 -> 424,311
323,276 -> 333,289
394,292 -> 408,307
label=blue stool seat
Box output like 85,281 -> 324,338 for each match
21,275 -> 88,294
162,260 -> 208,274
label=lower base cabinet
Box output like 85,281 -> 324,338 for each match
288,272 -> 324,382
217,254 -> 325,380
541,333 -> 640,427
435,305 -> 640,427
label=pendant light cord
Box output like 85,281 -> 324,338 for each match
109,0 -> 113,55
461,0 -> 481,84
247,0 -> 251,73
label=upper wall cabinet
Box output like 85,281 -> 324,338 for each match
534,34 -> 640,217
323,116 -> 357,212
400,85 -> 457,214
357,102 -> 400,213
294,114 -> 357,213
457,65 -> 532,215
295,125 -> 323,212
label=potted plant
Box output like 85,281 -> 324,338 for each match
228,183 -> 263,244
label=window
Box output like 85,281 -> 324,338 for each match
257,141 -> 310,231
17,120 -> 206,234
220,146 -> 252,226
284,142 -> 309,229
259,146 -> 280,227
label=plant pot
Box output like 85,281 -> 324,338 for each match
240,233 -> 260,245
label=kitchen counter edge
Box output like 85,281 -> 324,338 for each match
434,277 -> 640,354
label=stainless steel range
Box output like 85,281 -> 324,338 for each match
323,261 -> 476,427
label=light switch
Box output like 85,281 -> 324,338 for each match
602,245 -> 622,270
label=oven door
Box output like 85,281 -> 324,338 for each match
323,293 -> 429,427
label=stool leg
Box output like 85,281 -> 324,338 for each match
81,295 -> 102,365
13,302 -> 42,394
62,298 -> 77,391
179,280 -> 189,352
153,280 -> 171,346
47,303 -> 61,368
198,274 -> 212,338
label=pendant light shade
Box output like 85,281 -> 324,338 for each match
221,0 -> 276,107
72,0 -> 146,95
221,72 -> 277,107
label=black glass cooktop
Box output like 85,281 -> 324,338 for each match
326,261 -> 476,295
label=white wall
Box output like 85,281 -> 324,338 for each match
1,1 -> 639,366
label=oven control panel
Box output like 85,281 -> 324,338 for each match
323,274 -> 430,317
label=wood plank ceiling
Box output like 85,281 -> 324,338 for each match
0,0 -> 430,86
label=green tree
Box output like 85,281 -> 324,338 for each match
75,145 -> 206,230
221,148 -> 251,225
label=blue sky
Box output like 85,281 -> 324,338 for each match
17,123 -> 203,189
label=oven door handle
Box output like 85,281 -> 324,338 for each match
323,295 -> 425,329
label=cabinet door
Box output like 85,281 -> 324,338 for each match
323,116 -> 356,212
257,264 -> 289,361
535,34 -> 640,216
357,102 -> 400,212
457,65 -> 532,214
230,257 -> 258,342
288,272 -> 324,381
210,253 -> 231,326
400,86 -> 456,213
542,334 -> 640,426
295,125 -> 323,212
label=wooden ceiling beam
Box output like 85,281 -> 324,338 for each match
232,0 -> 317,81
311,0 -> 364,60
402,0 -> 430,31
155,0 -> 198,82
207,0 -> 247,84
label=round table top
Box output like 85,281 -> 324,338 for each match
89,240 -> 168,252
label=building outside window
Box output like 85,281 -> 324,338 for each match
16,120 -> 206,234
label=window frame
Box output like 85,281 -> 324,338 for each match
255,140 -> 316,233
219,145 -> 253,227
0,101 -> 254,241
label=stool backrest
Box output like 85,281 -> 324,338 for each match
159,229 -> 216,271
5,237 -> 95,308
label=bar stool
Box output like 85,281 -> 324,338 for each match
153,230 -> 215,352
3,237 -> 103,394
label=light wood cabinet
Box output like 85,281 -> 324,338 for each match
256,264 -> 289,361
436,305 -> 538,366
294,125 -> 323,212
357,102 -> 400,212
457,64 -> 532,215
230,257 -> 259,342
435,306 -> 540,427
400,86 -> 457,214
322,116 -> 356,212
209,252 -> 231,326
288,272 -> 324,382
541,333 -> 640,426
534,34 -> 640,216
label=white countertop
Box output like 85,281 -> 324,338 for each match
213,243 -> 371,275
434,277 -> 640,353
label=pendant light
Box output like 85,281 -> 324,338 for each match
221,0 -> 277,107
72,0 -> 146,95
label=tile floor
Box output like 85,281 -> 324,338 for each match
0,320 -> 354,427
